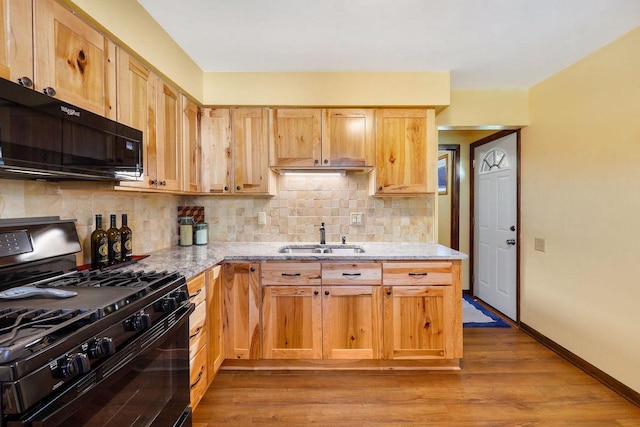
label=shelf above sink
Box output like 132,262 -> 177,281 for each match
277,244 -> 365,254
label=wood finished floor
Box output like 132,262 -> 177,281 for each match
193,327 -> 640,426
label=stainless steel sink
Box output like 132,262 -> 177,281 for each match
277,244 -> 365,254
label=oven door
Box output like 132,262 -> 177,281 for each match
9,304 -> 193,427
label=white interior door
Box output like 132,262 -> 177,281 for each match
473,133 -> 517,320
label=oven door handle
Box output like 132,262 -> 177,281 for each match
16,302 -> 194,427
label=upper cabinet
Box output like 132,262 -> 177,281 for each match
34,0 -> 116,119
156,81 -> 183,191
270,108 -> 374,169
201,108 -> 274,195
373,108 -> 436,195
182,96 -> 201,193
0,0 -> 33,83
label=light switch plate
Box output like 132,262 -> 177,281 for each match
534,237 -> 546,252
258,211 -> 267,225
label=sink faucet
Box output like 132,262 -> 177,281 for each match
319,222 -> 326,244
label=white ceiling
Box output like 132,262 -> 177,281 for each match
137,0 -> 640,89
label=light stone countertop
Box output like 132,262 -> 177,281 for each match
133,242 -> 467,280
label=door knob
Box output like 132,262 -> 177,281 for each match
506,239 -> 516,246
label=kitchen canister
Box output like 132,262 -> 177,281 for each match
194,222 -> 208,245
179,216 -> 194,246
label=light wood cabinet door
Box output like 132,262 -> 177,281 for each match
322,285 -> 382,359
34,0 -> 115,118
262,285 -> 323,359
322,109 -> 375,167
189,345 -> 207,410
116,49 -> 157,190
0,0 -> 33,83
182,95 -> 200,192
224,263 -> 261,359
270,108 -> 322,167
207,265 -> 224,379
201,107 -> 232,193
383,285 -> 455,359
233,108 -> 270,194
156,81 -> 182,191
374,108 -> 435,195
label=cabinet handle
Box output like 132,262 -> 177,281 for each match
188,288 -> 203,299
17,76 -> 33,88
281,273 -> 301,277
378,186 -> 383,191
386,289 -> 392,296
236,185 -> 241,191
150,179 -> 158,185
314,290 -> 319,296
43,86 -> 56,97
408,272 -> 428,277
189,326 -> 203,339
324,290 -> 330,296
323,159 -> 329,164
314,159 -> 319,165
342,272 -> 362,277
250,266 -> 256,272
224,186 -> 229,191
190,369 -> 204,388
160,180 -> 167,186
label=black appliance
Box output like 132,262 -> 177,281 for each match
0,78 -> 143,181
0,217 -> 193,427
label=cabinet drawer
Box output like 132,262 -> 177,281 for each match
261,262 -> 321,285
189,345 -> 207,409
189,300 -> 207,358
188,272 -> 206,306
322,262 -> 381,285
382,262 -> 452,286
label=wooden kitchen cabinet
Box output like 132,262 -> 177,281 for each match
34,0 -> 116,118
0,0 -> 32,83
270,108 -> 374,169
200,108 -> 274,195
261,262 -> 322,359
207,265 -> 224,378
115,50 -> 157,191
155,81 -> 183,191
182,95 -> 201,193
223,263 -> 261,359
382,261 -> 462,360
373,108 -> 436,195
187,272 -> 207,409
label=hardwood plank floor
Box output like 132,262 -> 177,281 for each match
193,327 -> 640,426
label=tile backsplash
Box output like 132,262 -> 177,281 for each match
190,174 -> 434,243
0,174 -> 434,263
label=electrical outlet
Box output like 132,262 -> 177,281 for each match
350,212 -> 364,225
258,211 -> 267,225
534,237 -> 546,252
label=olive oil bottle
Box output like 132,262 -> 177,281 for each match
120,213 -> 133,262
90,214 -> 109,269
107,214 -> 122,265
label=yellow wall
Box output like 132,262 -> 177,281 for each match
522,26 -> 640,392
437,89 -> 529,129
63,0 -> 203,101
202,72 -> 450,106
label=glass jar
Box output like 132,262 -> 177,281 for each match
194,222 -> 208,245
179,216 -> 194,246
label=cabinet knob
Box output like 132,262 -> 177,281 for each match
43,86 -> 56,97
313,290 -> 319,296
386,289 -> 392,296
224,186 -> 229,191
150,179 -> 158,185
314,159 -> 319,165
323,159 -> 329,164
378,186 -> 383,191
236,185 -> 241,191
250,266 -> 256,272
17,76 -> 33,88
160,180 -> 167,186
324,290 -> 330,296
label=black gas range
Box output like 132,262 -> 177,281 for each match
0,217 -> 193,427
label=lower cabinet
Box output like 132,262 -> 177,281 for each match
207,265 -> 224,376
223,263 -> 261,359
187,271 -> 207,408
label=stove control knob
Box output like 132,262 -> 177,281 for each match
89,337 -> 115,359
154,296 -> 178,313
58,353 -> 90,378
124,313 -> 151,332
172,290 -> 189,303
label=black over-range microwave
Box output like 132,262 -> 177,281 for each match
0,78 -> 143,181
